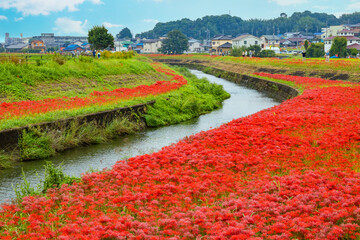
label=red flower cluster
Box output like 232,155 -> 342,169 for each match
254,72 -> 356,90
1,72 -> 360,239
0,63 -> 187,121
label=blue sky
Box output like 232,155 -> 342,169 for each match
0,0 -> 359,42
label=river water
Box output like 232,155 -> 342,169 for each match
0,69 -> 280,204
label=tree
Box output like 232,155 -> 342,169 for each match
304,40 -> 309,50
116,27 -> 132,39
306,43 -> 325,58
88,25 -> 114,51
348,48 -> 358,57
159,30 -> 188,54
329,37 -> 347,58
280,13 -> 287,18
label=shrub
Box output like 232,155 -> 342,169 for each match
259,50 -> 276,58
52,53 -> 67,65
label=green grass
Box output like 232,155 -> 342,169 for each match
144,66 -> 230,127
0,56 -> 157,102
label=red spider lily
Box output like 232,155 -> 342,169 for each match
1,71 -> 360,239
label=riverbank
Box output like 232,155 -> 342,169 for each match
148,54 -> 360,82
0,62 -> 229,168
1,56 -> 359,238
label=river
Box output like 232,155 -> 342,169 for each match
0,69 -> 280,204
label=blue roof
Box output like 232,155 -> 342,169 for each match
64,44 -> 84,51
81,42 -> 89,46
136,43 -> 143,46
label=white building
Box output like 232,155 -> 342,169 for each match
324,29 -> 360,53
142,39 -> 163,54
187,39 -> 204,53
321,25 -> 347,40
232,34 -> 262,48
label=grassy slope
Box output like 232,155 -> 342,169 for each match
0,57 -> 166,102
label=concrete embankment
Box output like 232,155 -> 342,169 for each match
0,101 -> 155,151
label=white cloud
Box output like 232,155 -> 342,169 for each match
144,19 -> 159,24
347,1 -> 360,10
269,0 -> 308,6
0,0 -> 103,16
0,15 -> 7,20
53,17 -> 88,35
89,0 -> 103,4
103,22 -> 123,28
14,17 -> 24,21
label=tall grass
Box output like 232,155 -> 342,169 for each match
18,115 -> 144,161
144,67 -> 230,127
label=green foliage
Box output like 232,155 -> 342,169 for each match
0,58 -> 153,102
230,46 -> 246,57
13,161 -> 80,201
88,25 -> 115,50
159,30 -> 189,54
15,115 -> 143,162
144,67 -> 230,126
348,48 -> 359,56
306,43 -> 325,58
136,11 -> 351,39
52,53 -> 67,65
330,37 -> 348,58
304,40 -> 309,50
116,27 -> 133,39
41,161 -> 79,193
259,50 -> 276,58
19,128 -> 55,160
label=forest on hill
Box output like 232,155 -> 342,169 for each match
136,11 -> 360,39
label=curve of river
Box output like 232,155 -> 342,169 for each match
0,69 -> 280,204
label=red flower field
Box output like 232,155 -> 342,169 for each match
0,63 -> 186,121
1,72 -> 360,239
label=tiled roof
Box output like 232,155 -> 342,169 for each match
324,36 -> 360,40
218,42 -> 232,48
347,43 -> 360,50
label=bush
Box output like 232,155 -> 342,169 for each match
259,50 -> 276,58
306,43 -> 325,58
19,127 -> 55,160
52,53 -> 67,65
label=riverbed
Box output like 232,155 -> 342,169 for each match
0,69 -> 280,204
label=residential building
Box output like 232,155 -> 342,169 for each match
260,35 -> 281,48
5,43 -> 29,52
324,29 -> 360,52
4,33 -> 29,46
321,25 -> 347,40
217,42 -> 232,55
142,39 -> 163,54
33,33 -> 88,48
232,34 -> 261,48
31,40 -> 46,52
210,35 -> 232,55
187,39 -> 204,53
63,44 -> 85,53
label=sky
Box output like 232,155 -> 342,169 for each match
0,0 -> 359,42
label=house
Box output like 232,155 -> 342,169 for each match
217,42 -> 232,55
81,42 -> 91,50
287,38 -> 307,48
324,29 -> 360,52
31,40 -> 46,52
260,35 -> 281,48
321,25 -> 347,40
63,44 -> 85,53
210,35 -> 232,55
232,34 -> 262,48
142,39 -> 163,54
347,43 -> 360,51
5,43 -> 29,52
187,39 -> 204,53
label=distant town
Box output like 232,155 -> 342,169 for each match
2,22 -> 360,55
